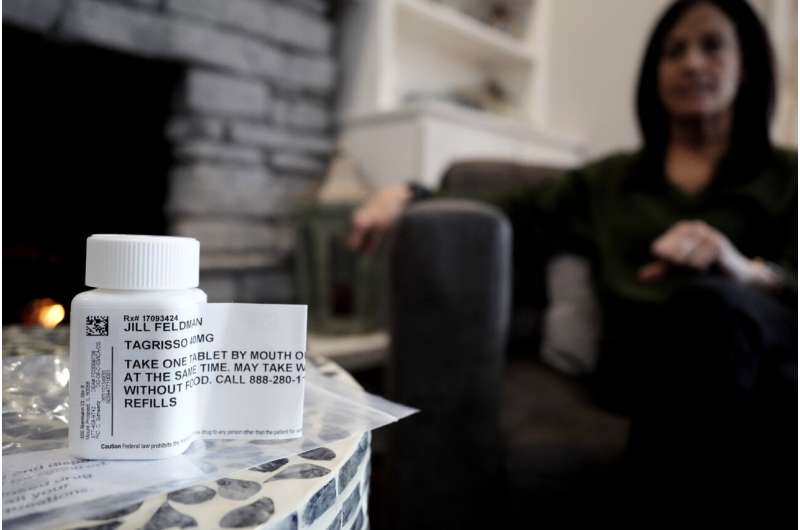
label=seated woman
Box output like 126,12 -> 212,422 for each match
349,0 -> 797,526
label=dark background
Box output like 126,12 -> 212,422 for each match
3,26 -> 180,323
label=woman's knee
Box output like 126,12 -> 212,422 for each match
664,277 -> 764,394
668,276 -> 750,317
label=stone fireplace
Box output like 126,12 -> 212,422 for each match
3,0 -> 337,322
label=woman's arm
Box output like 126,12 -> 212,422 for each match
347,183 -> 415,254
347,166 -> 595,259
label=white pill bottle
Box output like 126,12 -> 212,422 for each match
69,234 -> 207,460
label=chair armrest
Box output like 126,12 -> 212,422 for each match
384,198 -> 512,528
390,198 -> 512,401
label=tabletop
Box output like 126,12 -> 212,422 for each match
3,325 -> 372,530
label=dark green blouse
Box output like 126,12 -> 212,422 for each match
482,148 -> 797,318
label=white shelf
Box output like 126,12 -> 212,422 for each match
336,0 -> 579,188
396,0 -> 536,68
346,100 -> 582,152
337,0 -> 547,123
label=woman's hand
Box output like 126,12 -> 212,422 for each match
347,183 -> 414,254
638,220 -> 756,284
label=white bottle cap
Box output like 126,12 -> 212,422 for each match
85,234 -> 200,290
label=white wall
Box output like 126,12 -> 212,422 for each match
752,0 -> 797,147
545,0 -> 672,160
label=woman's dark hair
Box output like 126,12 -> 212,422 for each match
636,0 -> 776,165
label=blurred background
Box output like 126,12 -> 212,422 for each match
2,0 -> 797,528
2,0 -> 795,326
3,0 -> 796,328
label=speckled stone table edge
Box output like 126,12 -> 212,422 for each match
3,325 -> 372,530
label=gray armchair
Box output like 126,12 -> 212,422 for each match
382,162 -> 631,529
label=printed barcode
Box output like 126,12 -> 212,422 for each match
101,370 -> 112,403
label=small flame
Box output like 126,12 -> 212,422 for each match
24,298 -> 66,328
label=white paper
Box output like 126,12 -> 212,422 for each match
69,303 -> 307,459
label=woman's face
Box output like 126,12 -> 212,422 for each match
657,2 -> 741,120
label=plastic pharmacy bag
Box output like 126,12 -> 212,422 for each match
2,351 -> 416,529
